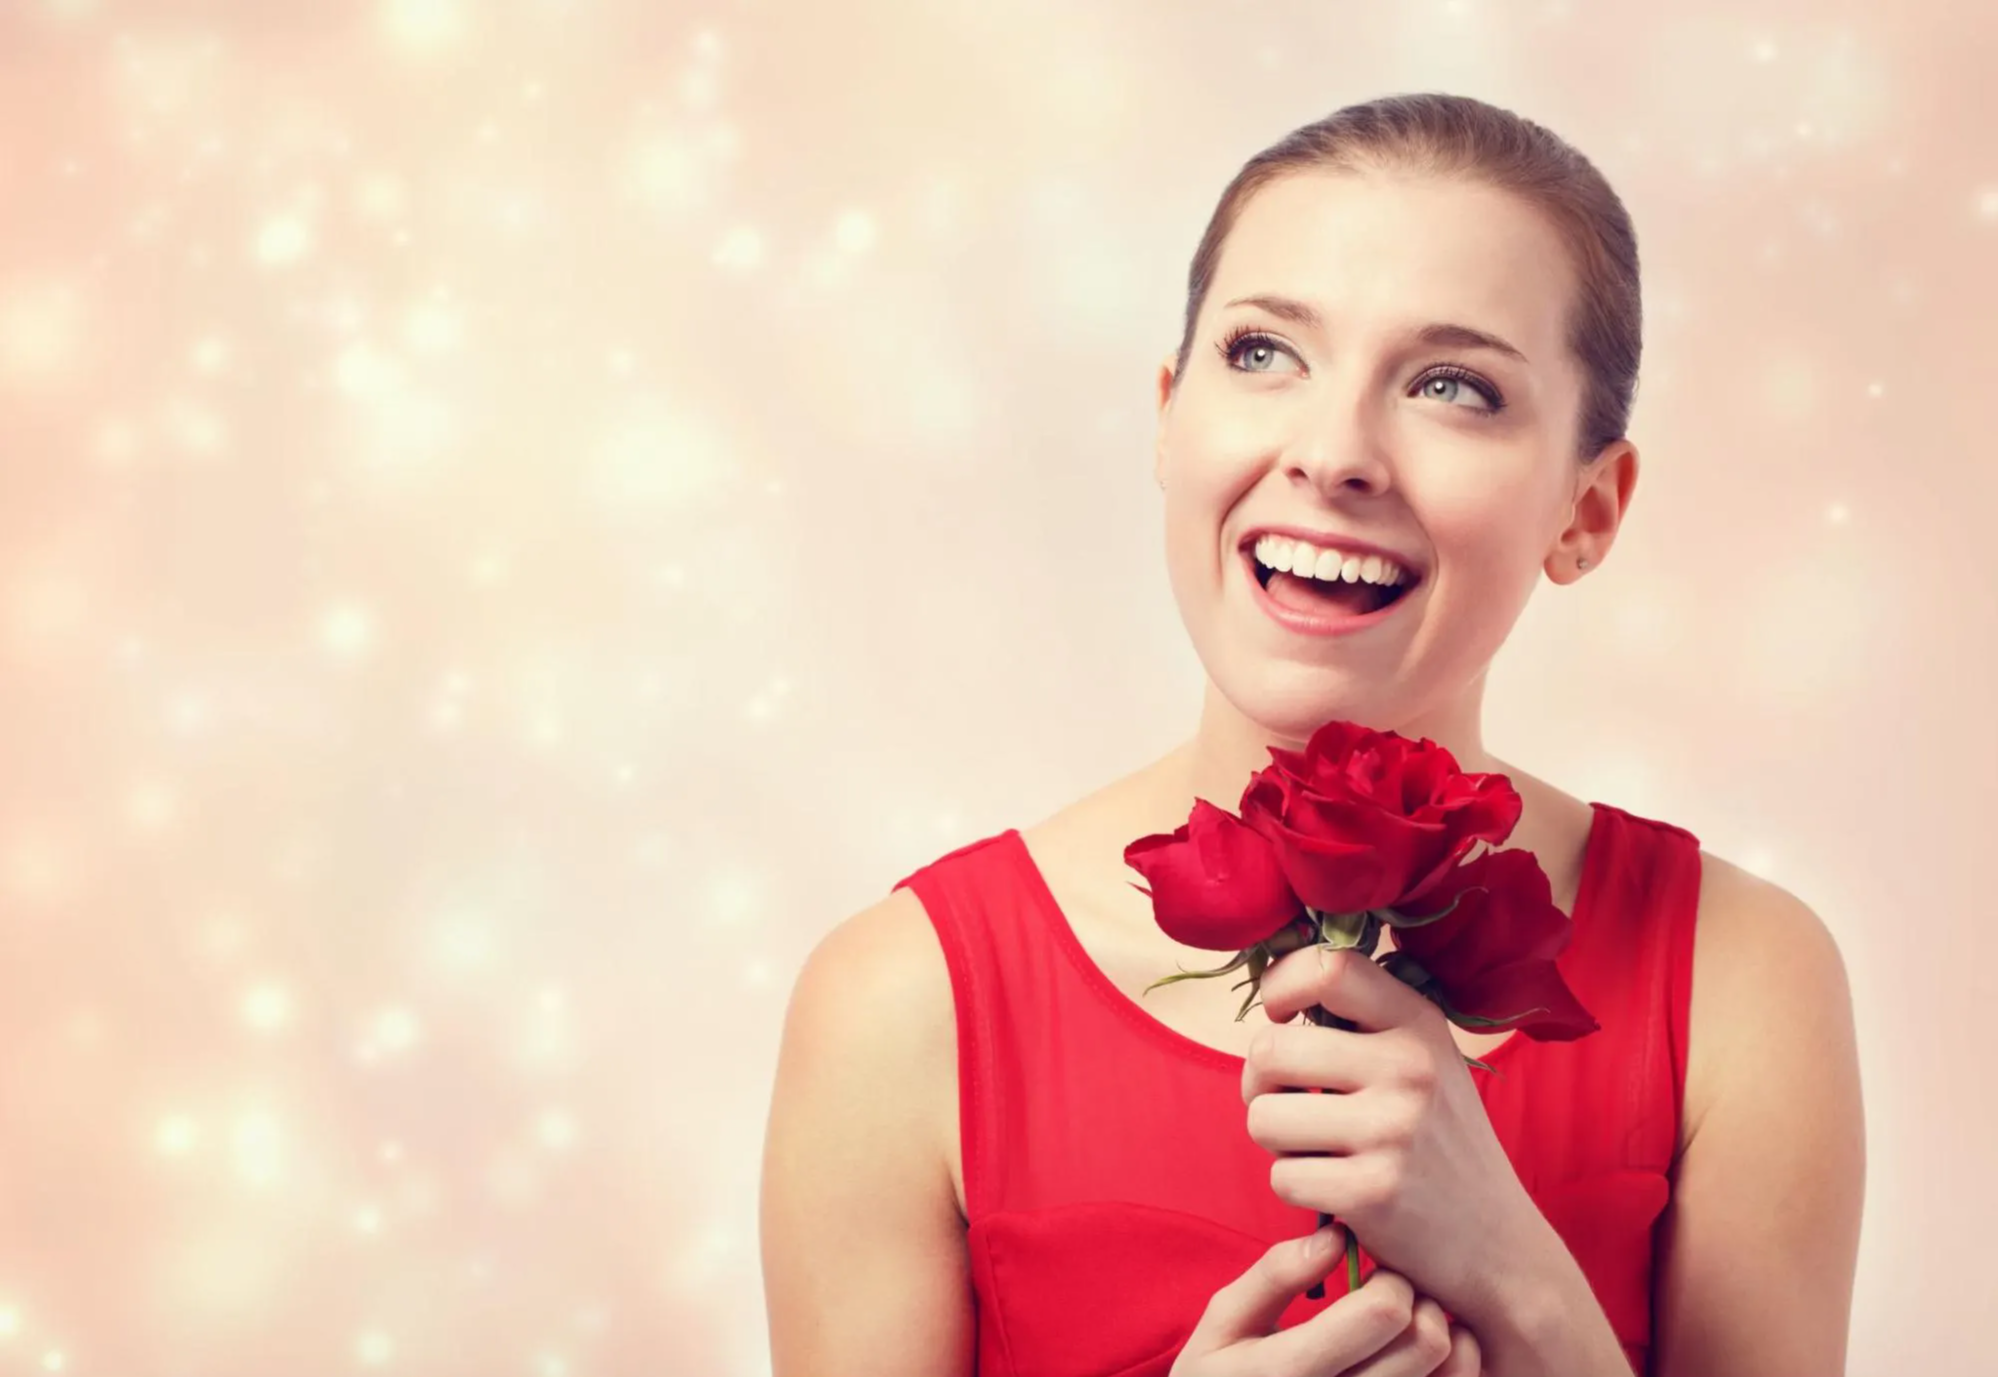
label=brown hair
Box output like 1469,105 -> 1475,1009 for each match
1171,93 -> 1642,461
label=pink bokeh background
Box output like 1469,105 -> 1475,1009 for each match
0,2 -> 1991,1374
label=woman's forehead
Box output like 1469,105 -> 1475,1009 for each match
1209,170 -> 1574,354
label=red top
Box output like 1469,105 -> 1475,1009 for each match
892,801 -> 1700,1377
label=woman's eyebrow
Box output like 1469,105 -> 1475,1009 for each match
1223,293 -> 1327,331
1221,294 -> 1530,365
1414,321 -> 1530,365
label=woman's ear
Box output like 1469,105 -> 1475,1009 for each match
1153,353 -> 1178,486
1548,441 -> 1639,583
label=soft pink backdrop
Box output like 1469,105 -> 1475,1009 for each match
0,2 -> 1991,1374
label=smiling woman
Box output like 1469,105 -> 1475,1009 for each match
761,92 -> 1865,1377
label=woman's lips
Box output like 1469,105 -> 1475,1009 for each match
1241,549 -> 1419,637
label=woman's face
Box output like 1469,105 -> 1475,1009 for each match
1154,168 -> 1607,743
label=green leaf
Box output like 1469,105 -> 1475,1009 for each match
1357,912 -> 1383,958
1382,885 -> 1487,931
1142,970 -> 1210,994
1430,990 -> 1552,1029
1265,922 -> 1314,957
1317,909 -> 1370,950
1140,948 -> 1255,998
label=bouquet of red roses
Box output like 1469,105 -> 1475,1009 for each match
1122,720 -> 1600,1296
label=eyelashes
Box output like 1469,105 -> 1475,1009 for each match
1213,324 -> 1508,418
1215,325 -> 1292,375
1413,364 -> 1507,416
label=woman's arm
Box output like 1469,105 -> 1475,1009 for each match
1484,856 -> 1867,1376
1646,860 -> 1867,1376
760,889 -> 976,1376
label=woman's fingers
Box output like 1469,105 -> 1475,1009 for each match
1267,1149 -> 1377,1217
1178,1240 -> 1478,1377
1240,1267 -> 1417,1375
1180,1226 -> 1347,1356
1257,944 -> 1426,1031
1337,1294 -> 1458,1377
1435,1321 -> 1483,1377
1241,1022 -> 1395,1101
1244,1082 -> 1385,1155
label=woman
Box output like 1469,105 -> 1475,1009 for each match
761,93 -> 1864,1377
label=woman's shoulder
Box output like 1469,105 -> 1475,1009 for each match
792,886 -> 959,1070
765,888 -> 978,1368
1679,842 -> 1850,1143
775,886 -> 965,1208
1685,847 -> 1844,1000
1644,844 -> 1864,1369
1578,794 -> 1841,1106
1568,795 -> 1848,1162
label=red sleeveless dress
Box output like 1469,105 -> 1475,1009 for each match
892,801 -> 1700,1377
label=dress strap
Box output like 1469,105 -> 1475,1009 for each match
1585,804 -> 1703,1172
892,834 -> 1016,1222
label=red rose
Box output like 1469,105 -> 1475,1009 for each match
1123,719 -> 1597,1053
1123,799 -> 1304,951
1240,721 -> 1522,915
1389,847 -> 1600,1041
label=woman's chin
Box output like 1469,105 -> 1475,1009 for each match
1209,666 -> 1403,740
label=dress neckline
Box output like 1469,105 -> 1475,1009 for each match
1003,801 -> 1614,1075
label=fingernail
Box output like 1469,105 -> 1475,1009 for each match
1309,1224 -> 1340,1256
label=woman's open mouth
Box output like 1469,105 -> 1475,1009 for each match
1241,536 -> 1423,634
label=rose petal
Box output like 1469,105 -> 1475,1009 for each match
1437,957 -> 1599,1040
1391,849 -> 1596,1040
1240,783 -> 1430,914
1124,800 -> 1303,951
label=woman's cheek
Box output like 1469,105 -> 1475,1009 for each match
1164,431 -> 1249,502
1412,485 -> 1546,583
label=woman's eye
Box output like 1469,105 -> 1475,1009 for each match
1417,371 -> 1502,413
1223,333 -> 1299,373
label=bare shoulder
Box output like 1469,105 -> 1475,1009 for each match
770,885 -> 960,1205
760,888 -> 973,1376
1687,849 -> 1850,994
794,886 -> 960,1071
1649,848 -> 1864,1376
1682,849 -> 1857,1145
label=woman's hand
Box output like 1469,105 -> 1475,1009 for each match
1172,1225 -> 1482,1377
1242,945 -> 1554,1334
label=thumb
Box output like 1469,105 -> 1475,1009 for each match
1183,1225 -> 1346,1355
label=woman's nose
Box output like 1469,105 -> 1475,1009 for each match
1282,408 -> 1395,499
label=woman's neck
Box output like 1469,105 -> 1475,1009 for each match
1160,676 -> 1502,820
1075,679 -> 1590,944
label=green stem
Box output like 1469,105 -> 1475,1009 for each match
1299,993 -> 1368,1301
1303,1208 -> 1364,1299
1294,918 -> 1381,1302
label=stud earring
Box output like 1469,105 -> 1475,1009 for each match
1577,556 -> 1590,570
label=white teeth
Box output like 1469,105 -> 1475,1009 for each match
1252,535 -> 1410,587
